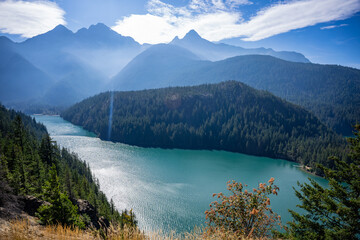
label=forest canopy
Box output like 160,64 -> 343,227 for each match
62,81 -> 346,174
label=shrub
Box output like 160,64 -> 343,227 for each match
205,178 -> 282,238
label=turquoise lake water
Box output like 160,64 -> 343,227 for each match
34,115 -> 327,233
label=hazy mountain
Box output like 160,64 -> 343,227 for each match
111,51 -> 359,135
62,81 -> 345,171
170,30 -> 310,63
42,64 -> 107,106
70,23 -> 145,77
0,23 -> 146,109
74,23 -> 139,48
15,25 -> 108,105
110,44 -> 204,90
17,23 -> 143,79
0,37 -> 53,104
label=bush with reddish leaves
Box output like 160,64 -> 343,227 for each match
205,178 -> 282,238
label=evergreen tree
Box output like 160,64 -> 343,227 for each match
37,164 -> 82,227
39,134 -> 53,166
12,115 -> 25,150
0,105 -> 128,230
288,125 -> 360,239
110,198 -> 115,215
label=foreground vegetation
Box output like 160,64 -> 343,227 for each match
287,125 -> 360,239
0,104 -> 136,231
63,81 -> 346,174
207,125 -> 359,239
0,219 -> 245,240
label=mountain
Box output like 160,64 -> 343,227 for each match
13,25 -> 109,107
62,81 -> 345,173
17,23 -> 142,79
42,64 -> 107,106
111,52 -> 360,135
110,44 -> 204,90
171,55 -> 360,135
0,37 -> 54,104
74,23 -> 139,48
21,24 -> 74,49
70,23 -> 145,77
170,30 -> 310,63
0,23 -> 145,109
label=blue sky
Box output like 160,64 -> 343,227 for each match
0,0 -> 359,68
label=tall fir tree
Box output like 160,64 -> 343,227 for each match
288,125 -> 360,239
37,164 -> 81,227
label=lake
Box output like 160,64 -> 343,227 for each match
34,115 -> 327,233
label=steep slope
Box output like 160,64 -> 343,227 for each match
170,30 -> 310,63
111,44 -> 204,90
0,104 -> 135,228
62,81 -> 346,172
0,37 -> 53,104
111,53 -> 360,135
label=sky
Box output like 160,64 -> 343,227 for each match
0,0 -> 359,68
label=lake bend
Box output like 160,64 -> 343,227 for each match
34,115 -> 327,233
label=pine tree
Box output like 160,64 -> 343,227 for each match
37,164 -> 82,227
12,115 -> 25,150
288,125 -> 360,239
39,134 -> 53,166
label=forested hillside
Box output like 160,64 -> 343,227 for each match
62,81 -> 346,174
0,104 -> 135,228
112,53 -> 360,136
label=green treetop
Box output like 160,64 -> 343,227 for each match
37,164 -> 82,228
288,125 -> 360,239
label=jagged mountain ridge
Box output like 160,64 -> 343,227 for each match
170,30 -> 310,63
0,23 -> 145,107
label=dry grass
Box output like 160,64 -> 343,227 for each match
0,219 -> 264,240
0,218 -> 95,240
104,226 -> 250,240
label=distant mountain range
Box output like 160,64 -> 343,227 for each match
0,23 -> 144,107
0,23 -> 311,106
170,30 -> 310,63
0,23 -> 358,135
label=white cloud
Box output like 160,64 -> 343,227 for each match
112,0 -> 360,44
235,0 -> 360,41
112,0 -> 247,44
321,23 -> 348,30
0,0 -> 66,38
